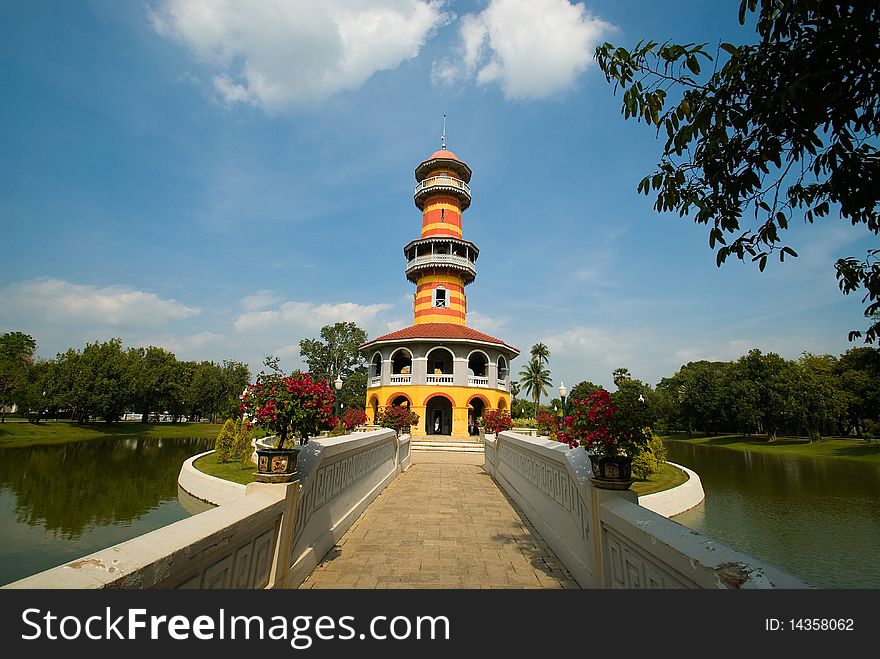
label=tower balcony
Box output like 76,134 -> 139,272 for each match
413,175 -> 471,211
405,253 -> 476,284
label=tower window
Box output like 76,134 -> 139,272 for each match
433,287 -> 447,308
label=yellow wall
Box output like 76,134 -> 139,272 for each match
365,384 -> 510,438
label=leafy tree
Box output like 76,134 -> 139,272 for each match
595,0 -> 880,342
337,370 -> 367,413
568,380 -> 602,403
833,347 -> 880,435
54,339 -> 130,422
510,397 -> 532,419
299,322 -> 368,387
509,380 -> 521,403
0,332 -> 37,422
15,359 -> 57,423
519,356 -> 552,419
127,346 -> 177,423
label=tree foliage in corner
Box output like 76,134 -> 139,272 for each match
595,0 -> 880,342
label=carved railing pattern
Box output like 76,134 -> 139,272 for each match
497,440 -> 590,542
177,525 -> 278,589
293,438 -> 396,547
602,526 -> 691,589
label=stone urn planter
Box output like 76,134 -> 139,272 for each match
588,454 -> 633,490
255,446 -> 300,483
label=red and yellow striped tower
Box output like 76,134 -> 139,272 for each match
408,145 -> 475,325
360,130 -> 519,438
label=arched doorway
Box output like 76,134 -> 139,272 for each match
425,395 -> 453,435
468,397 -> 486,435
498,398 -> 508,412
369,395 -> 379,423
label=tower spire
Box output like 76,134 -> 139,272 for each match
441,114 -> 447,150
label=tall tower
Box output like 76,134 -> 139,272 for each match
407,146 -> 476,325
360,133 -> 519,438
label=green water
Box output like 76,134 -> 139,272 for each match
0,436 -> 213,586
665,439 -> 880,588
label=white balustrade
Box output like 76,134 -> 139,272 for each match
468,376 -> 489,387
426,374 -> 454,384
497,379 -> 509,391
390,374 -> 412,384
370,376 -> 381,387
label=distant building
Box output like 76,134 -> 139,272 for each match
359,140 -> 519,437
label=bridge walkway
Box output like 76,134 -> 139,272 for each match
298,451 -> 579,589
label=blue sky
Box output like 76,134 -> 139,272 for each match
1,0 -> 874,392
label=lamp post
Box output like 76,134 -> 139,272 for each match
558,382 -> 567,428
334,374 -> 343,420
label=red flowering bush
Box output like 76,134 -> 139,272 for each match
557,388 -> 652,457
535,411 -> 559,437
375,405 -> 420,435
479,409 -> 513,435
240,371 -> 338,448
342,407 -> 368,432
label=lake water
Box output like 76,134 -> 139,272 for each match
0,436 -> 213,586
665,439 -> 880,588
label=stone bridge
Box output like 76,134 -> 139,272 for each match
5,429 -> 809,589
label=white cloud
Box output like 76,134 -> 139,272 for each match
435,0 -> 611,99
468,310 -> 509,334
241,290 -> 282,311
150,0 -> 451,110
234,300 -> 393,333
0,278 -> 199,329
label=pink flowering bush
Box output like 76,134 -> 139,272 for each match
479,409 -> 513,435
376,405 -> 420,435
535,411 -> 559,438
342,407 -> 368,432
240,371 -> 337,448
557,389 -> 652,457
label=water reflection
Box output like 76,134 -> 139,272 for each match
666,440 -> 880,588
0,436 -> 213,585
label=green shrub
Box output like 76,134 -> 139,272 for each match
632,433 -> 667,480
234,419 -> 253,462
215,419 -> 237,463
328,421 -> 347,437
511,417 -> 536,428
631,449 -> 658,480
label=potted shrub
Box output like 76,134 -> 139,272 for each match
240,368 -> 338,482
341,407 -> 368,433
479,409 -> 513,436
557,388 -> 652,489
375,405 -> 420,436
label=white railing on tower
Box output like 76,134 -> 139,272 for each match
468,376 -> 489,387
390,374 -> 412,384
413,175 -> 471,198
426,374 -> 454,384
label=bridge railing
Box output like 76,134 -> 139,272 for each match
5,428 -> 409,589
484,430 -> 810,589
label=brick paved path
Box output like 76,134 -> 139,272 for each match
298,452 -> 578,589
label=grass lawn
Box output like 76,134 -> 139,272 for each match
630,461 -> 689,496
0,420 -> 223,448
660,433 -> 880,463
193,453 -> 257,486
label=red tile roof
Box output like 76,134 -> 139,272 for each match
361,323 -> 519,353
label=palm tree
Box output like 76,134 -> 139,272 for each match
509,381 -> 520,403
530,342 -> 550,365
519,357 -> 552,419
